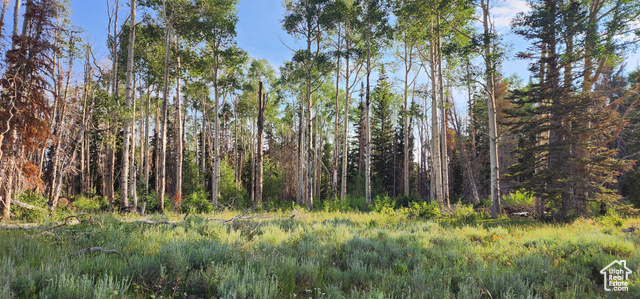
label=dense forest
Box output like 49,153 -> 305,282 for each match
1,0 -> 639,222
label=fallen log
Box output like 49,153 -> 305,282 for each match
138,220 -> 177,227
41,214 -> 102,232
0,224 -> 39,230
74,247 -> 121,255
11,199 -> 45,211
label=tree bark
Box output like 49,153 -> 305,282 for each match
255,82 -> 265,204
174,53 -> 183,211
482,0 -> 501,218
212,59 -> 221,206
429,38 -> 442,204
364,26 -> 371,207
332,25 -> 341,198
437,15 -> 450,208
121,0 -> 136,209
144,85 -> 151,195
130,78 -> 138,210
158,8 -> 173,212
340,42 -> 350,201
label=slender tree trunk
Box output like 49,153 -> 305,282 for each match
364,28 -> 371,207
297,99 -> 305,205
11,0 -> 20,49
174,53 -> 183,211
256,82 -> 265,204
106,0 -> 119,210
212,65 -> 221,205
233,96 -> 239,184
0,0 -> 8,41
144,85 -> 151,195
158,8 -> 173,212
429,38 -> 442,204
437,15 -> 450,208
154,90 -> 160,197
306,94 -> 313,209
340,47 -> 350,200
332,26 -> 341,198
201,96 -> 207,174
130,78 -> 138,210
250,120 -> 256,203
482,0 -> 501,218
121,0 -> 136,209
403,42 -> 411,196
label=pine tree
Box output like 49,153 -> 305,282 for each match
371,69 -> 396,196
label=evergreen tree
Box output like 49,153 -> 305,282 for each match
371,69 -> 397,196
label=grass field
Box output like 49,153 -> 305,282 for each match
0,209 -> 639,298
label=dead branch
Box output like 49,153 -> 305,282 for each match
0,223 -> 39,230
41,214 -> 102,232
74,247 -> 121,255
137,220 -> 177,227
11,199 -> 45,211
221,215 -> 275,223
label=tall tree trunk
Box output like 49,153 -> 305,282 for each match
256,82 -> 265,204
482,0 -> 501,218
212,64 -> 221,205
121,0 -> 136,209
306,94 -> 313,209
250,120 -> 256,203
402,42 -> 411,196
429,38 -> 442,204
144,85 -> 151,195
332,26 -> 341,198
297,99 -> 305,205
0,0 -> 8,41
130,77 -> 138,210
106,0 -> 119,210
201,96 -> 207,174
437,15 -> 450,208
11,0 -> 20,49
158,8 -> 173,212
364,28 -> 371,207
174,53 -> 183,211
154,90 -> 160,198
233,96 -> 239,184
340,45 -> 350,200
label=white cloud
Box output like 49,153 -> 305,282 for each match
491,0 -> 530,32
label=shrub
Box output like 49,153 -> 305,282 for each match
409,201 -> 441,219
181,190 -> 213,213
73,195 -> 108,212
219,159 -> 246,207
598,210 -> 623,227
395,193 -> 420,208
502,190 -> 534,207
13,190 -> 48,222
371,195 -> 395,213
452,203 -> 482,223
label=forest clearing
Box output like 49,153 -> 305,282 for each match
2,0 -> 640,297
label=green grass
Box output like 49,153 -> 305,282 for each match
1,210 -> 639,298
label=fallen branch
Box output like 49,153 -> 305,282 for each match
138,220 -> 177,227
74,247 -> 121,255
0,224 -> 39,230
41,214 -> 102,232
11,199 -> 45,211
221,215 -> 275,223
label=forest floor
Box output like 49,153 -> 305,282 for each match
0,209 -> 639,298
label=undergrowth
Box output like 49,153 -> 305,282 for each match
0,209 -> 638,298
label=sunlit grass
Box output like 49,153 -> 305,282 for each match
0,210 -> 638,298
